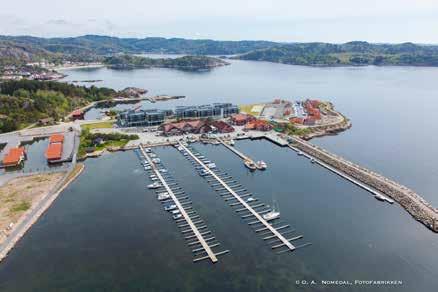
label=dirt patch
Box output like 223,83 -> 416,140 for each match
0,172 -> 65,244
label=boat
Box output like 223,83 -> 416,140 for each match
244,160 -> 257,171
152,158 -> 161,164
150,177 -> 158,181
150,153 -> 157,158
157,193 -> 171,201
199,169 -> 210,176
147,182 -> 162,189
171,210 -> 180,215
263,195 -> 280,221
256,160 -> 267,170
298,151 -> 304,156
263,210 -> 280,221
246,197 -> 256,202
159,169 -> 168,173
173,214 -> 182,220
310,158 -> 316,163
228,139 -> 235,146
164,204 -> 177,211
207,163 -> 216,169
145,148 -> 151,153
144,166 -> 151,170
374,194 -> 386,202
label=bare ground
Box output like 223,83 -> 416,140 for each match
0,172 -> 65,244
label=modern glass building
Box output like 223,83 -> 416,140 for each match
117,109 -> 172,127
175,103 -> 239,120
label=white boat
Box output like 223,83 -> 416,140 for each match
150,177 -> 158,181
244,160 -> 257,171
246,197 -> 256,202
310,158 -> 316,163
298,151 -> 304,156
152,158 -> 161,164
157,193 -> 171,201
164,204 -> 177,211
171,210 -> 180,215
144,166 -> 151,170
256,160 -> 267,170
263,210 -> 280,221
159,169 -> 168,173
173,214 -> 182,220
229,139 -> 235,146
150,153 -> 157,158
207,163 -> 216,169
147,182 -> 162,189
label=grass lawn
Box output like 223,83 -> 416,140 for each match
239,104 -> 264,116
81,121 -> 115,131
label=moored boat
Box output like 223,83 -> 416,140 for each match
256,160 -> 267,170
147,182 -> 162,189
244,159 -> 257,171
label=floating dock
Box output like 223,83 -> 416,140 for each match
138,145 -> 229,263
178,143 -> 310,253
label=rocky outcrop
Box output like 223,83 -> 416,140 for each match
292,137 -> 438,232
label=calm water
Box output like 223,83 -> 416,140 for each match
1,60 -> 438,291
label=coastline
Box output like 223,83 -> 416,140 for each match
0,164 -> 85,263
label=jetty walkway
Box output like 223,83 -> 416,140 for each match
138,145 -> 228,263
178,143 -> 311,253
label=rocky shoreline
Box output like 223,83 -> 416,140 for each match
292,137 -> 438,232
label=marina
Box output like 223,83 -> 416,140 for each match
177,142 -> 310,254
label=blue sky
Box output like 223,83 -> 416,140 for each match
1,0 -> 438,43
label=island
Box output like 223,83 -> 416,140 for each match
103,55 -> 230,71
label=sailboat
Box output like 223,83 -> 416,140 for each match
263,196 -> 280,221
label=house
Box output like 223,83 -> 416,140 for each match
45,143 -> 63,161
49,134 -> 64,144
230,113 -> 255,126
244,120 -> 273,132
2,147 -> 26,167
159,120 -> 212,136
211,121 -> 234,133
71,109 -> 85,121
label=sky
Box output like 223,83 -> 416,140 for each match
1,0 -> 438,43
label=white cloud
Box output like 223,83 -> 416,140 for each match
1,0 -> 438,42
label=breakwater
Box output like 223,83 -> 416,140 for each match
292,137 -> 438,232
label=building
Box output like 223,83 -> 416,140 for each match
49,134 -> 65,144
46,134 -> 64,162
230,113 -> 256,126
117,109 -> 171,127
46,143 -> 63,161
160,120 -> 212,136
2,147 -> 26,167
244,120 -> 273,132
211,121 -> 235,133
175,103 -> 239,120
71,109 -> 85,120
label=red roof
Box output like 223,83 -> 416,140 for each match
2,147 -> 25,166
71,109 -> 84,116
46,143 -> 63,160
231,113 -> 249,122
49,134 -> 64,144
